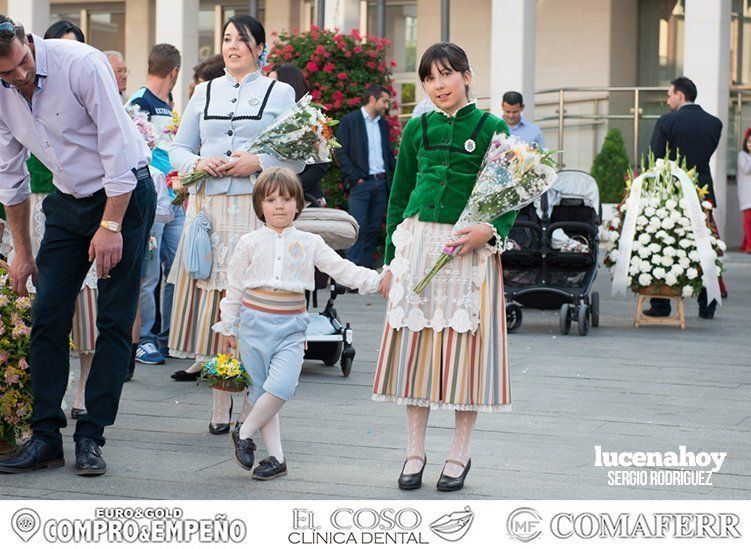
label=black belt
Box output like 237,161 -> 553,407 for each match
370,173 -> 387,180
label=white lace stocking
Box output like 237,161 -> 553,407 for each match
403,405 -> 430,474
443,411 -> 477,477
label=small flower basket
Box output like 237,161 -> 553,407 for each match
0,260 -> 33,453
198,353 -> 250,393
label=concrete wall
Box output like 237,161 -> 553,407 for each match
0,1 -> 7,16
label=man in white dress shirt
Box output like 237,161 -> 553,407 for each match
0,16 -> 155,476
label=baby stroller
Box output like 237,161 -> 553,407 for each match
293,206 -> 359,376
502,170 -> 601,336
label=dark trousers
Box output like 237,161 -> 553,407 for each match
346,176 -> 388,268
30,175 -> 155,447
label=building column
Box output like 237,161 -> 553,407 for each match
683,0 -> 731,238
7,0 -> 49,36
324,0 -> 360,33
156,0 -> 198,112
125,0 -> 153,101
265,0 -> 298,39
490,0 -> 536,120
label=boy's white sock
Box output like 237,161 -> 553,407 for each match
260,414 -> 284,461
239,392 -> 285,441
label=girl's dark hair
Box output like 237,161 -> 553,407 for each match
418,42 -> 470,81
418,42 -> 471,96
744,127 -> 751,153
44,20 -> 85,42
222,15 -> 265,60
200,54 -> 226,81
269,64 -> 308,101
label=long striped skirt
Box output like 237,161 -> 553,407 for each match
28,192 -> 98,354
372,254 -> 511,412
167,193 -> 261,361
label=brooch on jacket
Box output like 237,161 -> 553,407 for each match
464,139 -> 476,153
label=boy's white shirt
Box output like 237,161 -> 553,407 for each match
213,225 -> 383,336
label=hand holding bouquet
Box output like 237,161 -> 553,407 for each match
413,134 -> 558,294
175,94 -> 340,201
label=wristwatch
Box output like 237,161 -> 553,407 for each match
100,220 -> 122,233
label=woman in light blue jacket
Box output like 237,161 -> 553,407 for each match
168,15 -> 303,434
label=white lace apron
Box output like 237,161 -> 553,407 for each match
387,217 -> 495,334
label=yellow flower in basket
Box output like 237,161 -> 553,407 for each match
199,353 -> 250,392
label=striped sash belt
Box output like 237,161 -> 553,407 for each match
241,288 -> 307,315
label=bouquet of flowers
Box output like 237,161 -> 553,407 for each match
125,104 -> 157,150
603,154 -> 725,298
198,353 -> 251,392
163,110 -> 181,138
174,94 -> 340,196
0,263 -> 33,451
413,133 -> 558,294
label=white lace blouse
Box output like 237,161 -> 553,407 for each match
213,226 -> 383,335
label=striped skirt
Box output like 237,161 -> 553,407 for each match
167,193 -> 261,360
29,192 -> 98,354
372,253 -> 511,412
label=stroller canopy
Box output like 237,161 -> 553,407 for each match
536,170 -> 601,219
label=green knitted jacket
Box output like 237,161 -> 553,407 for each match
384,102 -> 517,265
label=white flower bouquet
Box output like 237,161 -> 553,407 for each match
413,133 -> 558,294
603,155 -> 725,298
174,94 -> 339,193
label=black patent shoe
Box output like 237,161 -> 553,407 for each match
398,454 -> 426,490
209,398 -> 233,435
171,369 -> 201,382
252,456 -> 287,480
0,438 -> 64,473
230,428 -> 256,471
643,307 -> 671,317
70,408 -> 87,420
437,458 -> 471,492
74,438 -> 106,476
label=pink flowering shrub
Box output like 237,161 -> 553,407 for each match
0,266 -> 33,446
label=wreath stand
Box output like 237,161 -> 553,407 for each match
633,286 -> 685,329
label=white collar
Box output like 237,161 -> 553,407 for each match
361,107 -> 380,123
433,99 -> 476,119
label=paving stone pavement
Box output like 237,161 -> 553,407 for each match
1,254 -> 749,500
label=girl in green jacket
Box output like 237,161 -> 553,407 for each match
372,43 -> 516,492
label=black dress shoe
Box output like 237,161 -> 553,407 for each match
230,427 -> 256,470
643,307 -> 671,317
171,369 -> 201,382
74,438 -> 106,476
209,398 -> 233,435
253,456 -> 287,480
437,458 -> 471,492
70,408 -> 87,420
698,308 -> 715,319
398,454 -> 426,490
0,438 -> 64,473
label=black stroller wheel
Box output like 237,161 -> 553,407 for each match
340,344 -> 355,377
559,304 -> 572,335
578,304 -> 590,336
590,292 -> 600,327
322,342 -> 343,366
506,304 -> 523,333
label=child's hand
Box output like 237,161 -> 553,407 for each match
444,224 -> 495,256
379,270 -> 392,299
221,334 -> 236,355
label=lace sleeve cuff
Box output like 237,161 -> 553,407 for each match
211,320 -> 238,337
481,222 -> 502,254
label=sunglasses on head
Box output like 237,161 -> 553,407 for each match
0,21 -> 17,37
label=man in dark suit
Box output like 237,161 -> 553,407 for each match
647,76 -> 723,319
336,84 -> 397,268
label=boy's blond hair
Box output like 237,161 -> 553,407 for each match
252,167 -> 305,221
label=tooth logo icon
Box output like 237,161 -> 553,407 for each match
429,506 -> 474,542
11,508 -> 41,542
